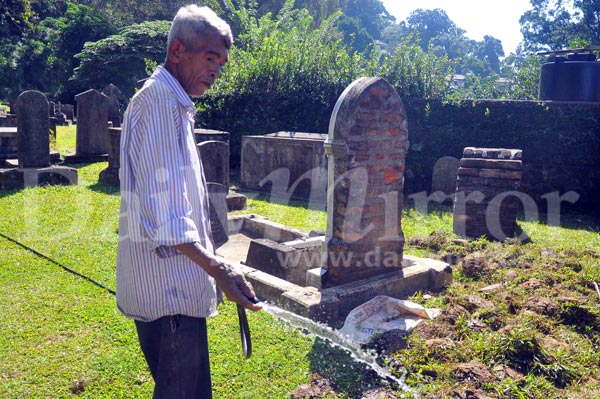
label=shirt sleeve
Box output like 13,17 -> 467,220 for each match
128,95 -> 200,247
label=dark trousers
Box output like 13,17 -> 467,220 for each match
135,315 -> 213,399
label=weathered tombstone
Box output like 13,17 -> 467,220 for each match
0,106 -> 6,117
48,101 -> 56,117
61,104 -> 75,122
323,77 -> 408,285
453,147 -> 523,240
9,99 -> 17,115
431,156 -> 460,196
16,90 -> 50,168
198,140 -> 229,188
194,128 -> 230,145
207,182 -> 229,248
98,127 -> 122,185
0,90 -> 78,190
71,89 -> 110,159
0,127 -> 18,161
103,83 -> 123,128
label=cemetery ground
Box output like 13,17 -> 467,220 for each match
0,127 -> 598,399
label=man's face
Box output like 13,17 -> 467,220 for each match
176,31 -> 229,97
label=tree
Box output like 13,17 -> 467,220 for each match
0,0 -> 112,101
0,0 -> 33,37
520,0 -> 600,52
72,20 -> 170,97
475,35 -> 504,74
399,8 -> 461,51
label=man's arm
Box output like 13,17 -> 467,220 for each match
174,242 -> 262,311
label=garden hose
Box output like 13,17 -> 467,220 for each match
0,232 -> 116,296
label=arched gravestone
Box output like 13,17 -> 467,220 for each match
323,77 -> 409,285
197,140 -> 229,188
74,89 -> 110,155
16,90 -> 50,168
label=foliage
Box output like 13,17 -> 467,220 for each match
197,1 -> 374,165
520,0 -> 600,52
378,37 -> 454,100
72,20 -> 170,98
0,0 -> 33,37
0,1 -> 113,101
501,53 -> 545,100
78,0 -> 188,28
382,8 -> 505,85
197,2 -> 453,165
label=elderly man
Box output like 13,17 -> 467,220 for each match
117,5 -> 261,398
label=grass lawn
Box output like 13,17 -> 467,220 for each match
1,126 -> 599,398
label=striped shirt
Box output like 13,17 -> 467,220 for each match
116,66 -> 217,321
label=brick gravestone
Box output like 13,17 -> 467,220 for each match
198,140 -> 229,188
323,77 -> 408,285
453,147 -> 523,240
0,91 -> 77,190
65,89 -> 110,162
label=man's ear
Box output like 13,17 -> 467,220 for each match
167,39 -> 185,63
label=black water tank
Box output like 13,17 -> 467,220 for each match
539,52 -> 600,102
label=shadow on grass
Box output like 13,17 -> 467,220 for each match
88,182 -> 120,195
0,188 -> 21,199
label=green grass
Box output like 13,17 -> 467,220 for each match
2,126 -> 600,398
0,127 -> 388,399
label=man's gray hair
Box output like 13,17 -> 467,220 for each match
167,5 -> 233,52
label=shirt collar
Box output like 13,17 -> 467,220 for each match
151,66 -> 197,116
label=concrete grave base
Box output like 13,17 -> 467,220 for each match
2,151 -> 61,168
0,166 -> 78,190
245,254 -> 451,327
217,214 -> 452,327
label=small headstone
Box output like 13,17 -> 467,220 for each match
9,99 -> 17,115
432,156 -> 460,195
323,77 -> 408,285
61,104 -> 75,122
48,101 -> 56,117
0,127 -> 18,160
103,83 -> 123,128
54,110 -> 67,126
98,127 -> 122,185
197,140 -> 229,188
0,106 -> 6,117
194,128 -> 230,144
207,182 -> 229,248
226,192 -> 247,211
453,147 -> 523,240
74,89 -> 110,156
16,90 -> 50,168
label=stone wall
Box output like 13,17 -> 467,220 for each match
404,99 -> 600,210
236,100 -> 599,211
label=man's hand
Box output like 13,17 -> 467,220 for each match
211,261 -> 262,311
174,242 -> 262,311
